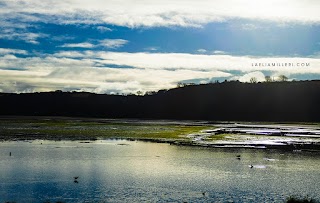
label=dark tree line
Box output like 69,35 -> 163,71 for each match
1,80 -> 320,122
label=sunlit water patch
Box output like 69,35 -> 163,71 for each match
0,140 -> 319,202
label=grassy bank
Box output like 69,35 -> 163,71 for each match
0,117 -> 211,141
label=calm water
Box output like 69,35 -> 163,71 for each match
0,140 -> 319,202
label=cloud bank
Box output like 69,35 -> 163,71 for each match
1,0 -> 320,29
1,50 -> 319,93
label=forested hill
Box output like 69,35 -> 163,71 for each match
1,80 -> 320,122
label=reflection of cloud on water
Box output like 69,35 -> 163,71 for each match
263,158 -> 278,162
189,123 -> 320,148
249,165 -> 267,169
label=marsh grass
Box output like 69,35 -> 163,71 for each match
0,118 -> 210,140
204,133 -> 230,141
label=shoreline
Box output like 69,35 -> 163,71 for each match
1,116 -> 320,152
2,134 -> 320,153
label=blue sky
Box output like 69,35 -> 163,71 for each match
1,0 -> 320,93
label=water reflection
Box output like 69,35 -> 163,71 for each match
0,140 -> 319,202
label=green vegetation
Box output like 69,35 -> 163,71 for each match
204,133 -> 263,142
0,118 -> 211,141
204,133 -> 231,141
1,118 -> 319,149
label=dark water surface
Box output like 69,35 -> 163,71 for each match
0,140 -> 319,202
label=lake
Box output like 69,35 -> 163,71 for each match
0,140 -> 319,202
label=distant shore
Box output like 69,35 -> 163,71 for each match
2,80 -> 320,122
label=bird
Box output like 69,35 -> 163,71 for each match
250,165 -> 254,168
202,192 -> 206,196
73,176 -> 79,183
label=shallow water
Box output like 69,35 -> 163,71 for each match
0,140 -> 319,202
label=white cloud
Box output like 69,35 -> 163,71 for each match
1,0 -> 320,29
59,42 -> 95,48
0,51 -> 230,93
58,39 -> 128,49
1,51 -> 320,93
197,50 -> 227,55
230,23 -> 261,31
235,71 -> 266,82
212,50 -> 227,55
51,35 -> 75,41
0,31 -> 47,44
96,26 -> 112,32
50,51 -> 320,75
0,48 -> 28,55
0,10 -> 48,44
144,47 -> 159,51
92,52 -> 320,74
99,39 -> 128,49
53,51 -> 93,58
197,49 -> 207,53
0,61 -> 230,94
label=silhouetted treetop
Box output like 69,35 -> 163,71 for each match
1,80 -> 320,122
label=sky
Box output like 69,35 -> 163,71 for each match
1,0 -> 320,94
